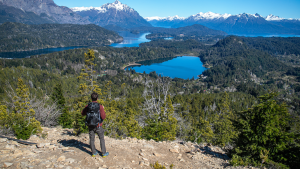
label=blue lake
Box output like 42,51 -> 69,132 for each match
110,32 -> 151,48
126,56 -> 207,79
0,32 -> 151,58
1,31 -> 299,59
231,34 -> 300,37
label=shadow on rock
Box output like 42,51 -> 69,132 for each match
58,139 -> 92,155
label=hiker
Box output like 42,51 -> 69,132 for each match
81,92 -> 109,157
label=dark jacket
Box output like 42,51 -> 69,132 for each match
81,101 -> 106,127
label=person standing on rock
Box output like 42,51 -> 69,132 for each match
81,92 -> 109,157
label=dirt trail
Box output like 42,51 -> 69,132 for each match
0,127 -> 256,169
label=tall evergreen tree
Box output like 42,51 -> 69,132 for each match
11,78 -> 42,139
74,49 -> 102,135
230,92 -> 297,167
51,83 -> 65,109
214,92 -> 237,146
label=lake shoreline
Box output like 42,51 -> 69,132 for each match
121,62 -> 142,70
125,56 -> 207,80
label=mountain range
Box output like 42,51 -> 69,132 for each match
146,12 -> 300,34
0,0 -> 300,35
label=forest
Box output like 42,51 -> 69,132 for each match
0,22 -> 123,52
0,36 -> 300,168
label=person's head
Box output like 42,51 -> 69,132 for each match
91,92 -> 98,101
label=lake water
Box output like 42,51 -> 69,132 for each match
110,32 -> 151,48
1,32 -> 299,59
0,46 -> 86,59
126,56 -> 207,79
232,34 -> 300,37
0,32 -> 151,58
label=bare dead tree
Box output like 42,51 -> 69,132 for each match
4,82 -> 62,127
141,76 -> 170,123
32,99 -> 61,127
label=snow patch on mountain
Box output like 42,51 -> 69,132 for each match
145,15 -> 185,21
236,13 -> 262,18
71,7 -> 106,12
71,0 -> 134,13
265,14 -> 284,21
190,12 -> 232,20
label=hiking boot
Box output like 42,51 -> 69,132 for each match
101,152 -> 109,158
91,152 -> 98,157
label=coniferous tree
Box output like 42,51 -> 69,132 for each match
230,92 -> 297,168
11,78 -> 42,139
51,83 -> 65,109
73,49 -> 102,134
214,92 -> 237,147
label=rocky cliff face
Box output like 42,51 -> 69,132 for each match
0,0 -> 90,24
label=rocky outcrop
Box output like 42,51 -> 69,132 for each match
0,127 -> 258,169
0,0 -> 90,24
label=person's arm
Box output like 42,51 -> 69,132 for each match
81,105 -> 88,116
100,105 -> 106,120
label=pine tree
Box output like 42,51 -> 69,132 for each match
74,49 -> 102,135
11,78 -> 42,139
213,92 -> 237,147
230,92 -> 296,167
121,99 -> 142,138
51,83 -> 65,109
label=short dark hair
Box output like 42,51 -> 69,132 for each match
91,92 -> 98,101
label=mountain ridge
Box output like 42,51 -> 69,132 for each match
147,12 -> 300,34
0,0 -> 90,24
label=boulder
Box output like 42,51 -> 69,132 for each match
57,156 -> 66,162
169,149 -> 179,153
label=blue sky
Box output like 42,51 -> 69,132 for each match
54,0 -> 300,19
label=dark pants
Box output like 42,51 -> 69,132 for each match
88,126 -> 106,155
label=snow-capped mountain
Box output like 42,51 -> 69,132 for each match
145,15 -> 185,21
265,14 -> 300,31
145,15 -> 185,27
188,12 -> 231,21
265,14 -> 284,21
215,13 -> 291,34
147,12 -> 300,34
72,0 -> 151,28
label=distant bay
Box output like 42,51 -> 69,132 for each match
0,31 -> 151,59
110,32 -> 151,48
126,56 -> 207,80
1,31 -> 299,59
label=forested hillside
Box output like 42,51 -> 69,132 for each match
0,22 -> 123,52
126,24 -> 226,43
0,37 -> 300,168
199,36 -> 290,86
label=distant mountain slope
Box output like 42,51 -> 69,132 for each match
0,3 -> 56,24
0,22 -> 123,52
145,15 -> 185,28
216,13 -> 292,34
0,0 -> 89,24
72,0 -> 152,28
